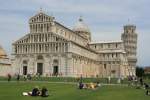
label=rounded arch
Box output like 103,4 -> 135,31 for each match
23,60 -> 28,64
53,59 -> 59,67
53,59 -> 58,64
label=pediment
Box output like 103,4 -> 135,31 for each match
13,34 -> 29,44
29,12 -> 54,23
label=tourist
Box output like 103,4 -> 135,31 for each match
133,76 -> 138,87
121,76 -> 124,84
27,74 -> 32,80
41,87 -> 49,97
23,86 -> 40,96
23,75 -> 27,81
128,76 -> 132,86
108,76 -> 111,84
117,77 -> 121,84
144,83 -> 150,95
79,82 -> 84,89
7,74 -> 11,82
96,81 -> 101,87
139,77 -> 143,86
90,83 -> 96,89
80,75 -> 83,83
83,83 -> 88,89
30,86 -> 40,96
17,74 -> 20,81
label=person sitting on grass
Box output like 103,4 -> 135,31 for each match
89,83 -> 95,89
83,83 -> 88,89
83,82 -> 101,90
79,82 -> 84,89
23,86 -> 40,96
41,86 -> 49,97
30,86 -> 40,96
96,82 -> 101,87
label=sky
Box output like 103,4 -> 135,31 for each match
0,0 -> 150,66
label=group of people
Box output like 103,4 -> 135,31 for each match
127,76 -> 150,96
23,74 -> 32,81
127,76 -> 139,86
78,82 -> 101,90
127,76 -> 147,89
144,83 -> 150,95
23,86 -> 49,97
7,73 -> 150,96
7,73 -> 32,82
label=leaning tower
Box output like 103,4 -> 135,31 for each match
121,24 -> 138,76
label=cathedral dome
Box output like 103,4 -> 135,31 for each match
73,17 -> 90,33
0,45 -> 7,58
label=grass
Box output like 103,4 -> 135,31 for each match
0,81 -> 149,100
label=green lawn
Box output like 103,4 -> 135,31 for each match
0,82 -> 149,100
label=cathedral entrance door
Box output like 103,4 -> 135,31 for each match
37,63 -> 43,75
23,66 -> 27,75
53,66 -> 58,76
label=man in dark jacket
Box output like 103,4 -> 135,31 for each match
31,86 -> 40,96
41,87 -> 49,97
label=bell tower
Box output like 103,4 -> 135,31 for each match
121,24 -> 138,76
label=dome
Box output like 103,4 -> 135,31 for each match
0,45 -> 7,58
73,17 -> 90,33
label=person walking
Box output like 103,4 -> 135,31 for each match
17,74 -> 20,81
8,74 -> 11,82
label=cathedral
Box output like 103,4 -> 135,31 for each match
12,10 -> 137,78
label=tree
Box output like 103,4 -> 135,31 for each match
136,67 -> 144,77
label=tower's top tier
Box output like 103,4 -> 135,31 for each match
123,25 -> 136,33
